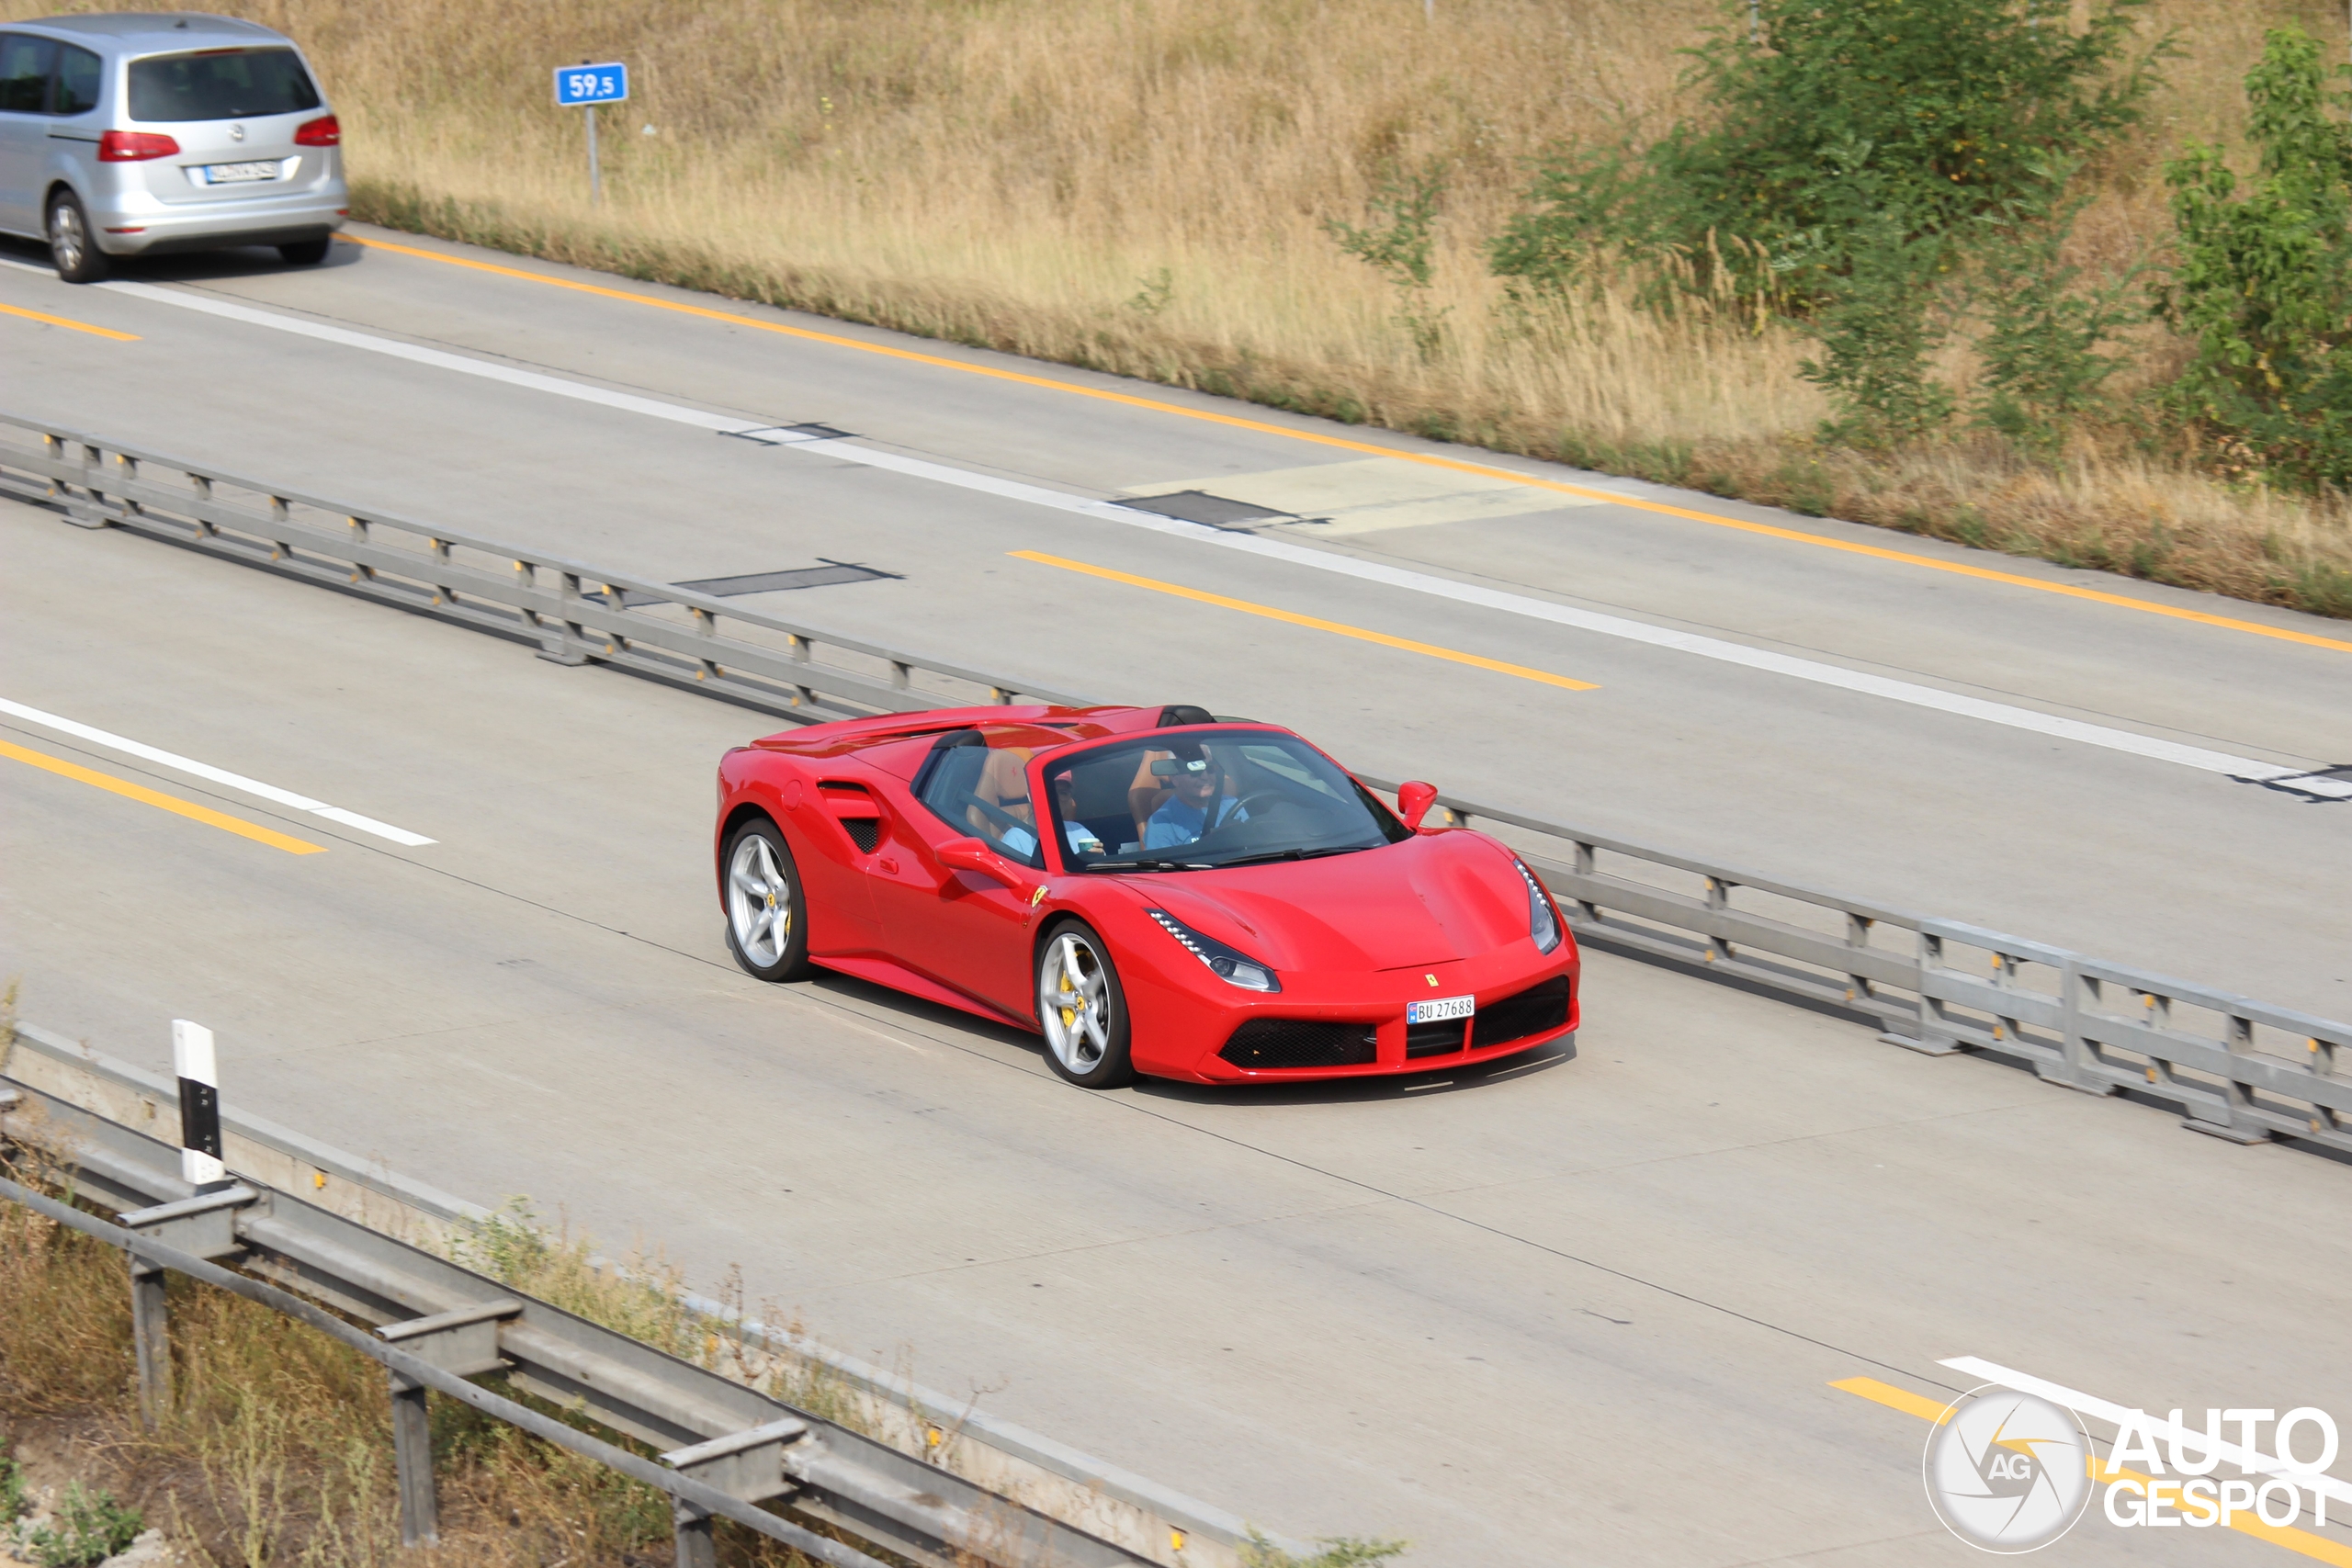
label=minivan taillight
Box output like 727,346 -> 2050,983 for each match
98,130 -> 180,162
294,116 -> 340,147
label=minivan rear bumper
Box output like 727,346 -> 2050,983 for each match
86,182 -> 346,256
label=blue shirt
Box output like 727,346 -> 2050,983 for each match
1143,794 -> 1245,850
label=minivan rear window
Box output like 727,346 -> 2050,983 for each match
129,47 -> 319,122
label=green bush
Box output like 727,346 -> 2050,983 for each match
1490,0 -> 2168,310
2160,27 -> 2352,490
22,1483 -> 142,1568
1971,171 -> 2143,457
1,1441 -> 27,1522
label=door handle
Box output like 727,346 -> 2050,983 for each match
877,856 -> 899,874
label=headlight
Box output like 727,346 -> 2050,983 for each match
1515,861 -> 1563,953
1147,909 -> 1282,992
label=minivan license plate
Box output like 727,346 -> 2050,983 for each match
1407,994 -> 1475,1024
202,161 -> 280,184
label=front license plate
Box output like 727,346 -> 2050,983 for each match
202,161 -> 281,184
1407,994 -> 1475,1024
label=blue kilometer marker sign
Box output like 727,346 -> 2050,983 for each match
555,62 -> 628,107
555,62 -> 628,205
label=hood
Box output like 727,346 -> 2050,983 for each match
1135,830 -> 1529,971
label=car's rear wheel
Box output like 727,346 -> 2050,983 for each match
278,237 -> 331,265
724,819 -> 813,982
48,193 -> 107,284
1035,921 -> 1135,1088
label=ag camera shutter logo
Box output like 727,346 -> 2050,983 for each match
1923,1388 -> 2094,1552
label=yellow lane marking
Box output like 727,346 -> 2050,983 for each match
346,233 -> 2352,657
0,300 -> 139,341
1831,1377 -> 2352,1564
0,738 -> 324,854
1832,1375 -> 1955,1424
1009,550 -> 1599,691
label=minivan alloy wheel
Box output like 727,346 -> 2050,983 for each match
48,195 -> 106,284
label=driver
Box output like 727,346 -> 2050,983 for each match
1142,745 -> 1247,851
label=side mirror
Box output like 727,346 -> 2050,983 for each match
938,836 -> 1023,887
1396,781 -> 1439,831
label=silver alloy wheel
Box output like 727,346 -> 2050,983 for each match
727,833 -> 792,967
1038,931 -> 1111,1074
49,200 -> 88,274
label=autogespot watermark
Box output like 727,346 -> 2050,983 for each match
1924,1386 -> 2342,1552
1924,1389 -> 2094,1551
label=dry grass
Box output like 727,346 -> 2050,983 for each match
0,1145 -> 837,1566
8,0 -> 2349,613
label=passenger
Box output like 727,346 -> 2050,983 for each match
997,763 -> 1104,861
1142,750 -> 1246,850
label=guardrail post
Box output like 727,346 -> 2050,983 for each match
1570,840 -> 1599,923
673,1498 -> 718,1568
2186,1012 -> 2271,1145
1703,877 -> 1735,964
189,473 -> 217,537
1843,913 -> 1874,1006
2040,958 -> 2108,1095
346,518 -> 375,587
1889,929 -> 1961,1055
129,1257 -> 172,1429
62,441 -> 110,528
390,1370 -> 438,1545
659,1419 -> 805,1568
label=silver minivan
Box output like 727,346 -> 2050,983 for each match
0,12 -> 345,282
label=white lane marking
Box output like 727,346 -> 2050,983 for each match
82,281 -> 2349,797
0,698 -> 435,846
95,280 -> 745,432
1940,1357 -> 2352,1506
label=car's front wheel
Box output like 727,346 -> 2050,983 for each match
724,818 -> 813,982
48,193 -> 107,284
1035,921 -> 1135,1088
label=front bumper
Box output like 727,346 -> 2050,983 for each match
86,182 -> 346,256
1130,944 -> 1580,1083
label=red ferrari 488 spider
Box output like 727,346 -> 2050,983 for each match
714,703 -> 1578,1087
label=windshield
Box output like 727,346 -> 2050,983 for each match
1045,729 -> 1408,871
130,47 -> 319,122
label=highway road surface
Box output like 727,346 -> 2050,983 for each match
5,230 -> 2349,1566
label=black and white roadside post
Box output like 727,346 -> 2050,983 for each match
125,1019 -> 225,1427
174,1018 -> 225,1188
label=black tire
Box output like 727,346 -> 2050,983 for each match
47,192 -> 108,284
278,237 -> 332,265
722,818 -> 815,982
1035,919 -> 1136,1088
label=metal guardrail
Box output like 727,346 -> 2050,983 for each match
0,1075 -> 1161,1568
0,412 -> 1089,723
0,1021 -> 1295,1568
4,407 -> 2346,1162
1351,780 -> 2350,1156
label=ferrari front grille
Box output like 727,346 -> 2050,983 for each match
1470,976 -> 1572,1049
1405,1019 -> 1467,1058
1219,1019 -> 1377,1070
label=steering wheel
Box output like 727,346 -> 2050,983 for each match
1229,790 -> 1300,818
